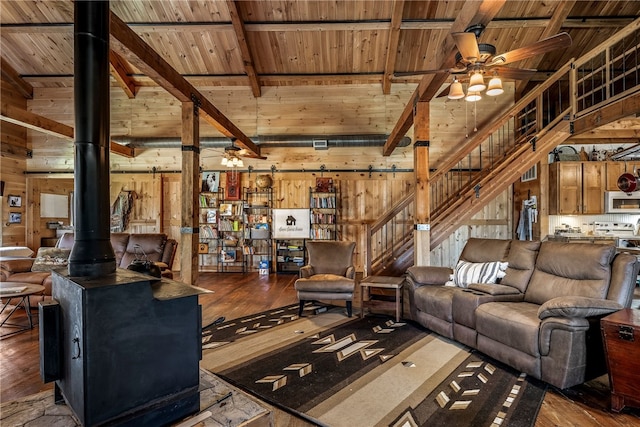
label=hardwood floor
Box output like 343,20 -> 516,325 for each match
1,272 -> 639,426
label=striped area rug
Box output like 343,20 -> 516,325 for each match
201,305 -> 546,427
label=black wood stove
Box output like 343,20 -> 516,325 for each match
39,2 -> 204,425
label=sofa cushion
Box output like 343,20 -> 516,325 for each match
459,238 -> 511,263
452,260 -> 508,288
500,240 -> 541,293
413,285 -> 457,322
476,301 -> 542,357
525,242 -> 615,305
110,233 -> 131,267
294,275 -> 354,292
31,248 -> 71,272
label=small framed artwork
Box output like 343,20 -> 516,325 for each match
9,212 -> 22,224
8,195 -> 22,207
225,171 -> 241,201
201,171 -> 220,193
315,177 -> 334,192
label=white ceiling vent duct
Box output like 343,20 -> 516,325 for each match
312,139 -> 328,150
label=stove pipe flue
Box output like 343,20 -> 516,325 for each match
69,0 -> 116,277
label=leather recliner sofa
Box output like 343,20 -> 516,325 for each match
0,233 -> 178,306
405,238 -> 639,389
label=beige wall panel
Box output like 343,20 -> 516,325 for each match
26,178 -> 74,250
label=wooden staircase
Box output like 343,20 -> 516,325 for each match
364,17 -> 640,275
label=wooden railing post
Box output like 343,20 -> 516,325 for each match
362,222 -> 372,277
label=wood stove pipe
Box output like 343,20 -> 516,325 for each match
68,0 -> 116,277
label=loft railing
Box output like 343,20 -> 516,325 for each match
362,18 -> 640,273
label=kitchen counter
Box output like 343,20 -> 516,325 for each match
545,235 -> 618,244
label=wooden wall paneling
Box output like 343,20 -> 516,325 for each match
1,78 -> 28,247
25,178 -> 74,251
162,173 -> 182,272
110,174 -> 161,233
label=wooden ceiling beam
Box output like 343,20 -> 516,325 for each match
109,50 -> 137,99
382,0 -> 405,95
1,57 -> 33,99
108,11 -> 261,158
383,0 -> 507,156
0,103 -> 135,158
2,16 -> 634,36
515,1 -> 576,96
225,0 -> 261,97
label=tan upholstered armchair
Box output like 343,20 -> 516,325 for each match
294,241 -> 356,317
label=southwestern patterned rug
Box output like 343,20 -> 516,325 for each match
201,305 -> 546,427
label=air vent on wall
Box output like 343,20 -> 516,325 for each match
312,139 -> 328,150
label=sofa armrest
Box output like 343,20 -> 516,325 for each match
299,265 -> 314,278
1,258 -> 36,276
538,296 -> 623,320
467,283 -> 522,296
346,266 -> 355,279
406,266 -> 452,286
539,316 -> 591,356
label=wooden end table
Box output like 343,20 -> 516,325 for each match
600,308 -> 640,412
0,282 -> 45,337
360,276 -> 404,322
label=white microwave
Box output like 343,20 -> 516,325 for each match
605,191 -> 640,214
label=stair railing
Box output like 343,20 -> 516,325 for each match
363,18 -> 640,268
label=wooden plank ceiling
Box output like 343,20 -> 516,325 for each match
1,0 -> 639,153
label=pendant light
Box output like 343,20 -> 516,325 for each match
468,72 -> 486,92
486,74 -> 504,96
465,91 -> 482,102
447,78 -> 465,100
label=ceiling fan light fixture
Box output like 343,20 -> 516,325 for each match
221,157 -> 228,166
468,72 -> 486,92
465,91 -> 482,102
486,76 -> 504,96
448,79 -> 465,99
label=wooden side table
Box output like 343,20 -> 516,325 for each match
360,276 -> 404,322
0,282 -> 45,337
600,308 -> 640,412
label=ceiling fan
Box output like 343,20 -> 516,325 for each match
395,24 -> 572,100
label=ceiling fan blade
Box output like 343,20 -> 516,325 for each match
489,66 -> 537,80
452,32 -> 481,63
394,69 -> 448,77
489,32 -> 572,66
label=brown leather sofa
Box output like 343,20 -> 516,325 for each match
406,238 -> 639,389
0,233 -> 178,307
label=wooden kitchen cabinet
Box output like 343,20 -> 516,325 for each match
605,161 -> 631,191
549,161 -> 605,214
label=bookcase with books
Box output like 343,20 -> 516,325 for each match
276,239 -> 306,273
309,178 -> 337,240
198,190 -> 222,271
243,187 -> 273,273
217,199 -> 246,272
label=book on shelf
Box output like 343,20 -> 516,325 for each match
199,224 -> 218,239
206,210 -> 217,223
219,203 -> 233,216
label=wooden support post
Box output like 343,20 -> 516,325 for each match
180,101 -> 200,285
414,101 -> 430,266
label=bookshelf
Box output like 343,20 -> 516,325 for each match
198,190 -> 222,271
276,239 -> 306,273
243,188 -> 273,273
217,199 -> 246,272
309,187 -> 337,240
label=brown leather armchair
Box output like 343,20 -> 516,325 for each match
294,241 -> 356,317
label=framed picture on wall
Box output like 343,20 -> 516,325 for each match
9,212 -> 22,224
8,195 -> 21,207
201,171 -> 220,193
225,171 -> 241,200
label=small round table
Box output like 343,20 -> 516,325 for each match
0,282 -> 45,337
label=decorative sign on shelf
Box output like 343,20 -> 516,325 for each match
225,171 -> 241,200
273,208 -> 310,239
